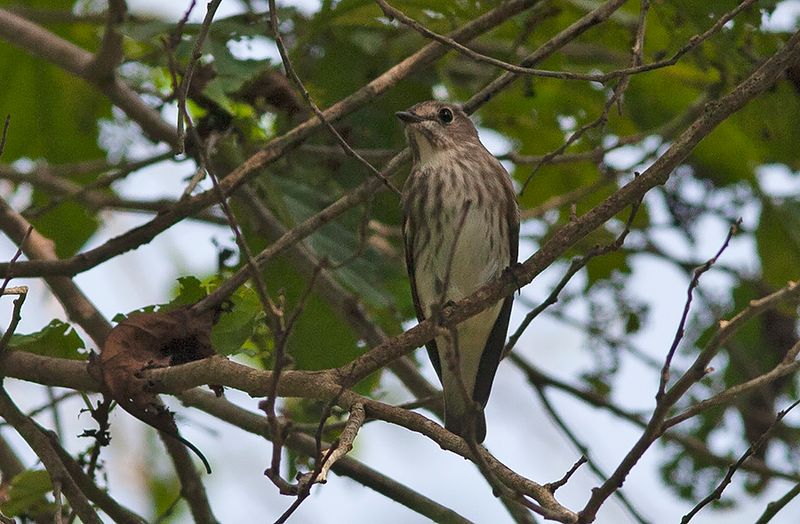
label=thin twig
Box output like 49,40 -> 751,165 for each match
681,398 -> 800,523
181,390 -> 474,523
464,0 -> 626,115
378,0 -> 755,84
273,402 -> 366,524
519,0 -> 650,195
545,456 -> 588,494
262,267 -> 325,497
533,384 -> 650,524
24,151 -> 174,219
79,398 -> 112,482
0,225 -> 31,296
579,277 -> 800,522
664,339 -> 800,430
657,219 -> 740,400
0,286 -> 28,353
268,0 -> 401,196
505,197 -> 641,356
175,0 -> 220,152
755,481 -> 800,524
0,114 -> 10,156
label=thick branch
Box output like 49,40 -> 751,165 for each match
84,0 -> 126,82
0,198 -> 110,345
0,388 -> 102,524
0,8 -> 178,146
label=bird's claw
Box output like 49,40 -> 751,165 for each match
503,262 -> 525,292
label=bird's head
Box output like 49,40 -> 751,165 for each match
396,101 -> 479,165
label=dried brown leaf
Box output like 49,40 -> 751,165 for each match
97,307 -> 218,473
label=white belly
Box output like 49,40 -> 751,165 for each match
413,195 -> 509,403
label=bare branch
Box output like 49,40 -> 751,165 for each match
0,388 -> 102,524
579,276 -> 800,522
180,389 -> 474,524
270,0 -> 401,196
665,340 -> 800,430
22,152 -> 174,219
84,0 -> 126,82
657,219 -> 741,400
174,0 -> 222,152
463,0 -> 628,112
0,285 -> 27,352
300,402 -> 365,488
533,385 -> 649,524
755,482 -> 800,524
545,456 -> 588,494
681,398 -> 800,523
378,0 -> 756,84
0,224 -> 31,296
0,162 -> 226,225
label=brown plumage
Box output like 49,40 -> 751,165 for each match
397,101 -> 519,442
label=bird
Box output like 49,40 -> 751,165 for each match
397,100 -> 519,443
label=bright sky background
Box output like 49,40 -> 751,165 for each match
2,1 -> 800,523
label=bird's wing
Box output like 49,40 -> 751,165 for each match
472,174 -> 520,408
402,196 -> 443,382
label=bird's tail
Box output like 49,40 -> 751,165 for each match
444,394 -> 487,443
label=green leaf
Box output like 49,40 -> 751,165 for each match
0,47 -> 110,163
757,201 -> 800,287
210,285 -> 263,356
168,276 -> 208,307
625,312 -> 641,334
8,319 -> 86,360
28,197 -> 99,258
0,469 -> 52,517
585,249 -> 630,288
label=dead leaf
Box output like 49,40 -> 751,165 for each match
98,306 -> 219,473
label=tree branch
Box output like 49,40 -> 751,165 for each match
84,0 -> 126,82
179,389 -> 474,524
0,8 -> 178,146
681,398 -> 800,523
0,197 -> 111,344
377,0 -> 756,84
0,388 -> 102,524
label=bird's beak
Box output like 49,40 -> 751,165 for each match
395,111 -> 424,124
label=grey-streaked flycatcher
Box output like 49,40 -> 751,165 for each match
397,100 -> 519,443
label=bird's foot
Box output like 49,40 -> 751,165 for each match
503,262 -> 525,292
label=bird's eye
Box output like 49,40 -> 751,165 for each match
438,107 -> 454,124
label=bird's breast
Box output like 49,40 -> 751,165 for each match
405,160 -> 511,308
